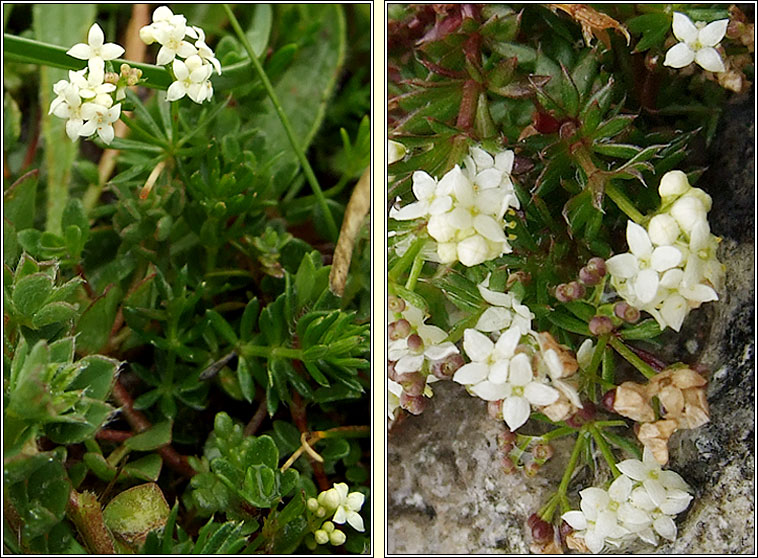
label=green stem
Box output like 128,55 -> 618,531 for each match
608,336 -> 657,379
587,334 -> 609,377
66,490 -> 117,554
240,344 -> 302,360
606,182 -> 646,224
588,424 -> 620,478
540,426 -> 576,442
388,236 -> 427,282
542,430 -> 588,521
222,4 -> 337,241
405,252 -> 424,292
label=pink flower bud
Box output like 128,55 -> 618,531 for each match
400,392 -> 426,415
388,295 -> 405,313
589,315 -> 614,335
614,301 -> 640,323
389,319 -> 411,340
430,353 -> 464,380
407,333 -> 424,353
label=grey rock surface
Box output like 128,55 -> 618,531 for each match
387,92 -> 755,554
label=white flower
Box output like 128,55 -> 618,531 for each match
68,69 -> 116,107
474,273 -> 533,334
454,328 -> 558,430
664,13 -> 728,73
166,57 -> 213,103
67,23 -> 124,84
389,170 -> 452,221
79,102 -> 121,144
388,379 -> 402,420
154,22 -> 198,66
388,302 -> 458,374
606,221 -> 683,305
329,483 -> 365,532
462,146 -> 519,209
193,26 -> 221,75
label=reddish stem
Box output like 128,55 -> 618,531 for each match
96,429 -> 133,443
111,380 -> 196,478
290,391 -> 330,491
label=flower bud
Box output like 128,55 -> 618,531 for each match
318,488 -> 341,511
528,514 -> 554,543
389,319 -> 411,340
614,301 -> 641,323
507,270 -> 532,288
329,529 -> 347,546
586,257 -> 607,277
400,392 -> 427,415
322,521 -> 335,533
559,120 -> 578,140
524,461 -> 540,477
578,266 -> 601,286
104,72 -> 119,84
566,401 -> 596,428
589,315 -> 614,336
407,333 -> 424,353
556,281 -> 585,302
388,295 -> 405,313
307,498 -> 319,512
387,360 -> 398,381
316,506 -> 327,518
498,429 -> 517,448
601,388 -> 617,413
399,372 -> 425,396
659,170 -> 690,198
670,195 -> 706,233
502,455 -> 518,474
430,353 -> 464,379
533,443 -> 553,462
314,530 -> 329,545
648,214 -> 680,246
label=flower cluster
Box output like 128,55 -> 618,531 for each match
305,483 -> 365,548
562,447 -> 693,554
664,12 -> 728,73
388,296 -> 461,421
50,24 -> 125,144
390,146 -> 520,267
612,367 -> 709,464
606,170 -> 724,332
453,326 -> 583,431
140,6 -> 221,103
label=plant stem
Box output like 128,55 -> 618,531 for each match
240,344 -> 302,360
67,490 -> 117,554
405,251 -> 425,291
606,182 -> 646,224
588,424 -> 621,478
542,430 -> 588,521
388,236 -> 427,282
222,4 -> 338,241
608,336 -> 657,379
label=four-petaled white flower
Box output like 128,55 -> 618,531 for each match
51,84 -> 87,140
329,483 -> 365,532
454,328 -> 558,430
390,170 -> 452,221
67,23 -> 125,84
166,57 -> 213,103
474,273 -> 533,334
193,26 -> 222,75
664,13 -> 728,73
79,103 -> 122,145
388,302 -> 458,375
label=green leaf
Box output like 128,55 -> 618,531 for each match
4,170 -> 38,230
627,13 -> 671,53
272,420 -> 300,454
124,454 -> 163,482
243,465 -> 277,507
206,309 -> 239,346
237,356 -> 256,403
593,143 -> 641,158
255,4 -> 346,196
619,319 -> 663,340
240,298 -> 260,341
319,438 -> 350,463
75,285 -> 121,354
250,435 -> 279,469
12,272 -> 54,317
559,63 -> 580,117
103,483 -> 170,548
592,115 -> 636,140
4,91 -> 21,147
31,301 -> 77,328
125,421 -> 172,451
546,309 -> 591,336
246,3 -> 272,57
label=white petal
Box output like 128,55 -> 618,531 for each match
660,293 -> 688,331
618,502 -> 651,526
66,43 -> 92,60
475,307 -> 512,332
88,23 -> 105,48
584,530 -> 605,554
627,221 -> 652,258
177,41 -> 199,59
488,359 -> 510,383
427,213 -> 456,242
453,362 -> 489,385
508,353 -> 532,386
457,235 -> 489,267
659,491 -> 693,515
473,214 -> 507,242
333,507 -> 346,524
653,515 -> 677,541
65,118 -> 83,140
694,47 -> 725,73
166,81 -> 187,102
463,329 -> 494,362
660,268 -> 683,288
580,487 -> 609,519
698,19 -> 728,47
475,168 -> 502,189
78,120 -> 97,137
606,253 -> 639,279
502,396 -> 530,430
395,354 -> 424,374
156,46 -> 176,66
680,283 -> 718,303
524,382 -> 559,406
471,146 -> 493,168
494,326 -> 521,357
616,459 -> 647,481
100,43 -> 125,60
425,342 -> 458,361
672,13 -> 698,43
346,492 -> 364,510
471,380 -> 510,401
428,196 -> 453,215
476,188 -> 508,217
637,527 -> 658,545
651,246 -> 682,272
390,201 -> 428,221
346,510 -> 364,532
664,43 -> 696,68
643,479 -> 667,508
97,123 -> 114,144
561,510 -> 587,530
608,474 -> 633,503
634,268 -> 660,304
659,470 -> 690,492
495,150 -> 514,173
630,486 -> 657,511
447,207 -> 473,230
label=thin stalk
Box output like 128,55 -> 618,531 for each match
588,424 -> 621,478
67,490 -> 117,554
222,4 -> 337,241
388,236 -> 426,282
608,336 -> 657,379
541,430 -> 588,521
405,252 -> 425,292
606,182 -> 646,224
240,344 -> 302,360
